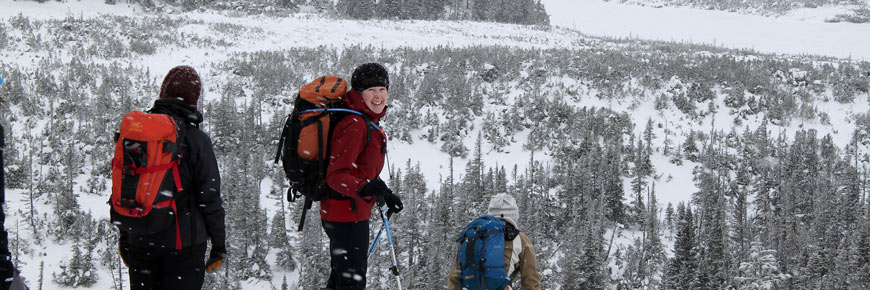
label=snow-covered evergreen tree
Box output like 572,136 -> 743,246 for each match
663,203 -> 698,289
734,241 -> 790,289
53,235 -> 98,287
270,207 -> 295,271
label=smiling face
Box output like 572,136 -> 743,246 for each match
361,86 -> 388,114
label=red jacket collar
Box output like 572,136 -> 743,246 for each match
345,90 -> 387,123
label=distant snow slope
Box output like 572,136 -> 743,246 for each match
541,0 -> 870,60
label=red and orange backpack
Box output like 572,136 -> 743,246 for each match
110,111 -> 186,249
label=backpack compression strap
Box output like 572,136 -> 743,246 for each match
153,199 -> 182,250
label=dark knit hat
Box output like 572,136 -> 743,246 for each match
351,63 -> 389,92
159,65 -> 202,108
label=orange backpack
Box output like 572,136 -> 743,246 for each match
110,111 -> 185,249
274,76 -> 381,230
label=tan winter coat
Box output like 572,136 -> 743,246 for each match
447,226 -> 542,290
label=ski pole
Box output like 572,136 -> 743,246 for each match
368,202 -> 392,260
367,222 -> 385,261
368,206 -> 397,260
378,205 -> 403,290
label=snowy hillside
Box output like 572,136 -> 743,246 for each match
0,0 -> 869,289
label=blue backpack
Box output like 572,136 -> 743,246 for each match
456,215 -> 511,290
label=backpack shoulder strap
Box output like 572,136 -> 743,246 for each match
168,115 -> 188,158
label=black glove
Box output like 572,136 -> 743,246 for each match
359,179 -> 391,204
206,246 -> 227,273
384,192 -> 403,218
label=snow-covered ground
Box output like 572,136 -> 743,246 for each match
541,0 -> 870,60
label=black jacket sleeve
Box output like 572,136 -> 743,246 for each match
190,130 -> 226,253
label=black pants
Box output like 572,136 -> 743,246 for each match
120,243 -> 207,290
322,219 -> 370,290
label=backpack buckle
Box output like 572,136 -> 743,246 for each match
163,141 -> 178,153
120,198 -> 139,209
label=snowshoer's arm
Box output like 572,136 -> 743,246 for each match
518,233 -> 542,290
447,260 -> 460,290
192,131 -> 226,254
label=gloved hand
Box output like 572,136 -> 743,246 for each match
359,179 -> 391,204
384,192 -> 403,218
205,247 -> 226,273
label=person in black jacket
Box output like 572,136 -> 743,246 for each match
1,76 -> 30,290
118,66 -> 226,290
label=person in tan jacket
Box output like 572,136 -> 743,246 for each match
448,193 -> 542,290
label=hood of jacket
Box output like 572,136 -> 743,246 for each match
149,98 -> 204,126
344,89 -> 386,123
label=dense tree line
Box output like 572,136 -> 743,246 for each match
335,0 -> 549,25
30,0 -> 551,25
0,13 -> 868,289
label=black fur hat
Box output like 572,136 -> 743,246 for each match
351,63 -> 389,92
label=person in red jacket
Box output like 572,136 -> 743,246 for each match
320,63 -> 403,290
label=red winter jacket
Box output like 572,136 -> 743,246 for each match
321,89 -> 387,222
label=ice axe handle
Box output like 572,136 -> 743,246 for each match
297,198 -> 313,232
